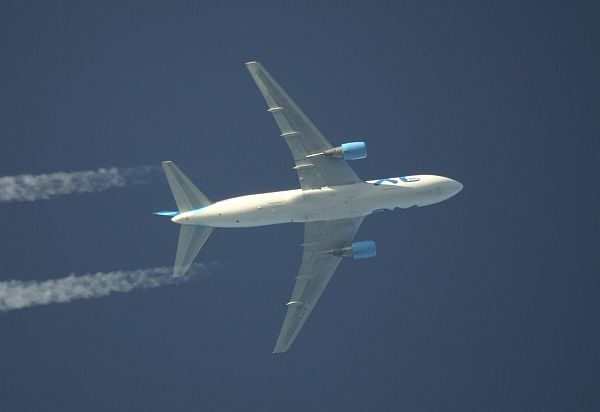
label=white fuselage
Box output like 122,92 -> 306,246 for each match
173,175 -> 462,228
172,175 -> 462,227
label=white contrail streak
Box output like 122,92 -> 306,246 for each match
0,264 -> 213,312
0,165 -> 159,203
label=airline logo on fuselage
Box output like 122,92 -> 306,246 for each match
370,176 -> 420,186
399,176 -> 420,182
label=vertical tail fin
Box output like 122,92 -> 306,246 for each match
161,161 -> 213,277
162,161 -> 211,212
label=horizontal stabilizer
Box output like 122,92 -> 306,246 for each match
173,225 -> 213,277
162,161 -> 211,212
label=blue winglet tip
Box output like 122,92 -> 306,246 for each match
153,211 -> 179,217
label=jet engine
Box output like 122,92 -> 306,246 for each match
306,141 -> 367,160
333,240 -> 377,259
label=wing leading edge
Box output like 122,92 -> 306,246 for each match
245,61 -> 362,190
245,62 -> 366,352
273,217 -> 364,353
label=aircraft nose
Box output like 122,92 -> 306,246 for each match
438,177 -> 463,199
448,178 -> 463,196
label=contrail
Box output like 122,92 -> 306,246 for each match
0,165 -> 160,203
0,263 -> 214,312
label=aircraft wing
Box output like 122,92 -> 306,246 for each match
245,61 -> 362,190
273,217 -> 364,353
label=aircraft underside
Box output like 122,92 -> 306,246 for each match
173,175 -> 461,228
156,61 -> 463,353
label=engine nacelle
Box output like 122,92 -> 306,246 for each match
351,240 -> 377,259
334,240 -> 377,259
311,141 -> 367,160
340,142 -> 367,160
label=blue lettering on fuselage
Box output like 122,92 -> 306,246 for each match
372,176 -> 420,186
373,178 -> 399,186
399,176 -> 420,182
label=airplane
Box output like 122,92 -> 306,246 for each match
154,61 -> 463,353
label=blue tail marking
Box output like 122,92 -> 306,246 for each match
153,210 -> 179,217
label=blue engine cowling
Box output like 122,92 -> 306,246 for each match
351,240 -> 377,259
341,141 -> 367,160
317,141 -> 367,160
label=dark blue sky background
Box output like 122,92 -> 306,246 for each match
1,1 -> 598,410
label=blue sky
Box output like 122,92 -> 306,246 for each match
1,1 -> 598,411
